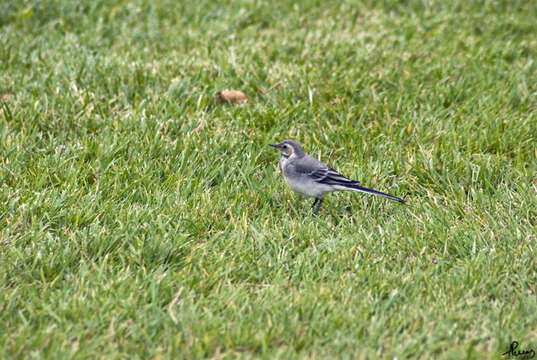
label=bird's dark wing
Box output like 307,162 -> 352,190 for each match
293,156 -> 360,186
309,166 -> 360,186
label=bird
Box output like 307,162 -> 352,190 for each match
269,140 -> 405,215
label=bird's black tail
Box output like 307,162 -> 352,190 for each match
347,184 -> 406,203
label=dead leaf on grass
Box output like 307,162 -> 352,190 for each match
215,90 -> 249,104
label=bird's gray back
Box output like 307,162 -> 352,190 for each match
284,155 -> 326,177
285,154 -> 360,187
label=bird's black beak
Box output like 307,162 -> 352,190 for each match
269,143 -> 280,148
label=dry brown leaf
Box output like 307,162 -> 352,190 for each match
215,90 -> 249,104
0,93 -> 13,101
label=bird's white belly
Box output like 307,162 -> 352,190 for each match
284,175 -> 332,198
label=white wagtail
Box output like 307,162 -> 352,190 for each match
270,140 -> 405,215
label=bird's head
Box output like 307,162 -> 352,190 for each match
269,140 -> 305,158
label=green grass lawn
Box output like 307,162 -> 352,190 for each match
1,0 -> 537,358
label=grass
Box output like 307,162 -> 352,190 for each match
1,0 -> 537,358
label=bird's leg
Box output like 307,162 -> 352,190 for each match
303,198 -> 322,218
313,197 -> 323,215
303,198 -> 319,218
